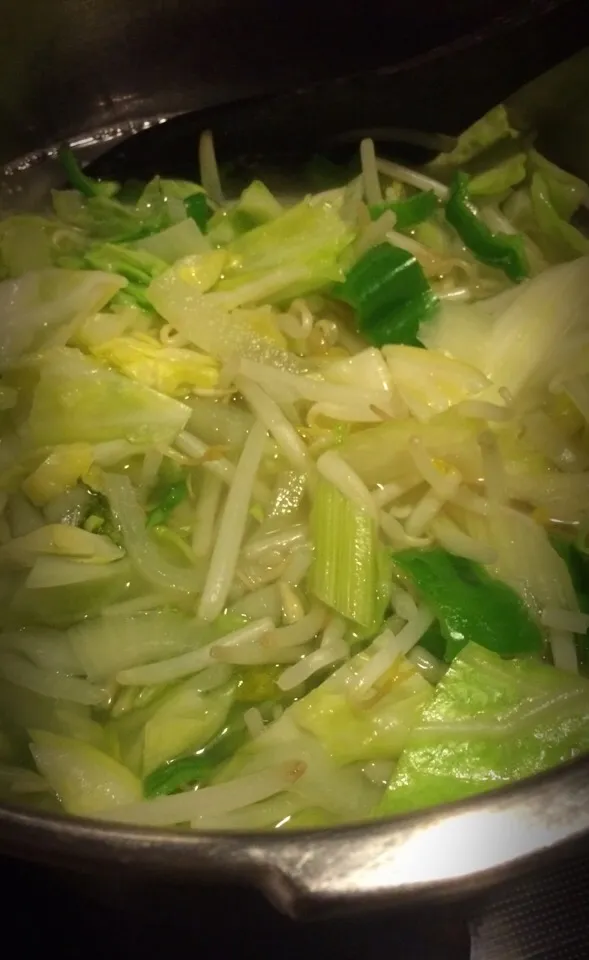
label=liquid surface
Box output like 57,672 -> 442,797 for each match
0,108 -> 589,831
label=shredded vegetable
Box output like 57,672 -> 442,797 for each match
0,113 -> 587,831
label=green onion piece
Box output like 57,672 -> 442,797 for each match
336,242 -> 438,348
393,547 -> 543,661
368,190 -> 438,229
185,192 -> 213,231
146,479 -> 189,529
143,705 -> 248,798
445,172 -> 528,282
310,477 -> 381,630
58,145 -> 119,199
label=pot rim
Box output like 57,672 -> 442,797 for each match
1,0 -> 589,920
1,754 -> 588,916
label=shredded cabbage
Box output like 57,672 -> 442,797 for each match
0,120 -> 588,830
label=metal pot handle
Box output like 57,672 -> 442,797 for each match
248,757 -> 589,916
1,757 -> 588,918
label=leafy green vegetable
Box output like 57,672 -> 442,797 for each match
310,477 -> 381,630
28,347 -> 191,447
134,219 -> 210,263
289,652 -> 433,765
146,479 -> 189,528
393,548 -> 544,661
368,191 -> 438,228
0,269 -> 125,369
219,197 -> 354,300
445,173 -> 528,282
91,334 -> 218,395
337,242 -> 438,347
58,146 -> 119,200
379,642 -> 589,815
429,105 -> 516,172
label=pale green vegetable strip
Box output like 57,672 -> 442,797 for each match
310,477 -> 378,629
28,347 -> 191,447
30,730 -> 142,815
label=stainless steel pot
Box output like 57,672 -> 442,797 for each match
1,0 -> 589,920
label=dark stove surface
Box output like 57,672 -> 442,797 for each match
3,846 -> 589,958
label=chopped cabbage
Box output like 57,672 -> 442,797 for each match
28,347 -> 191,446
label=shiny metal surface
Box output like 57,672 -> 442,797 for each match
0,758 -> 588,918
2,0 -> 518,165
1,0 -> 589,917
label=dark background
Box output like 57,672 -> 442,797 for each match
1,0 -> 536,163
2,1 -> 589,955
4,845 -> 589,958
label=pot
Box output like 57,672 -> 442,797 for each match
1,0 -> 589,921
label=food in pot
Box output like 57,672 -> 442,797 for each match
0,107 -> 588,829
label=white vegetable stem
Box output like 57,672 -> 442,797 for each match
94,761 -> 306,826
236,375 -> 310,473
198,422 -> 268,620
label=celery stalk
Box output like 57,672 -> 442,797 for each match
310,478 -> 380,630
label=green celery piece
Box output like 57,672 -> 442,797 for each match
84,242 -> 168,285
393,548 -> 543,661
146,479 -> 189,528
310,477 -> 380,630
336,242 -> 438,348
445,172 -> 529,282
530,173 -> 589,261
379,641 -> 589,815
58,145 -> 119,199
528,149 -> 588,220
368,191 -> 438,228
